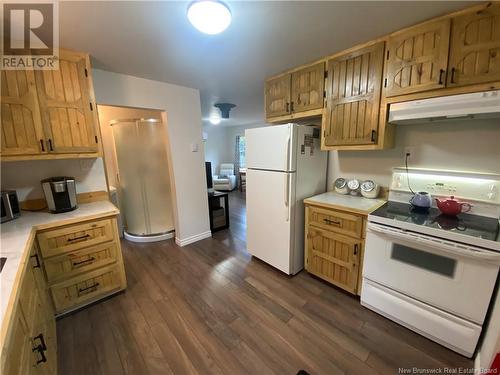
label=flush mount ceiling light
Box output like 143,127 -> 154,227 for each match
187,0 -> 231,35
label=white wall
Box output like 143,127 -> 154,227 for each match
203,126 -> 232,176
1,158 -> 107,201
327,119 -> 500,190
92,69 -> 210,245
204,123 -> 264,175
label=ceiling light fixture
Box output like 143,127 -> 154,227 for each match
209,114 -> 221,125
187,0 -> 231,35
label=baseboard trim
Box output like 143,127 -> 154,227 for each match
175,230 -> 212,247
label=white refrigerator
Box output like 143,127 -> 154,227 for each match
245,124 -> 327,275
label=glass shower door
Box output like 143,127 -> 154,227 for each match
111,119 -> 174,237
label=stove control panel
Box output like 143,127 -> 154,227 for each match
390,168 -> 500,205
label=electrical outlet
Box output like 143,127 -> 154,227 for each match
404,146 -> 415,160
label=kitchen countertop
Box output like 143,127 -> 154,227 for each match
304,191 -> 386,215
0,200 -> 119,332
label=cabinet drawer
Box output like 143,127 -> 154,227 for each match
37,218 -> 115,258
308,206 -> 363,238
44,242 -> 118,283
50,264 -> 124,313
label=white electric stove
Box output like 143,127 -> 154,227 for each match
361,168 -> 500,358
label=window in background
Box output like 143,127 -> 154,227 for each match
238,136 -> 246,167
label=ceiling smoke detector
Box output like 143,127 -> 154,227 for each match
214,103 -> 236,119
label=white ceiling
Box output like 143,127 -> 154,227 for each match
59,1 -> 474,127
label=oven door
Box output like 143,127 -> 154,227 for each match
362,222 -> 500,324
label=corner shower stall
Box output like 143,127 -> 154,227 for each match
110,118 -> 175,242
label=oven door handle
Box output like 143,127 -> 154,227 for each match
368,222 -> 500,264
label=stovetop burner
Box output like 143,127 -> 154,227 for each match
371,202 -> 500,242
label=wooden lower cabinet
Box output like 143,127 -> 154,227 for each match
305,204 -> 367,295
1,214 -> 126,374
1,245 -> 56,375
37,215 -> 126,315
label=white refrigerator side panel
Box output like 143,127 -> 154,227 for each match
245,124 -> 295,171
291,127 -> 328,274
246,169 -> 294,274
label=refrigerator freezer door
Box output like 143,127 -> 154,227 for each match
246,168 -> 296,274
246,124 -> 295,172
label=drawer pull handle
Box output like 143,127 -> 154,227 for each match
33,345 -> 47,364
33,333 -> 47,351
32,333 -> 47,365
323,218 -> 341,226
72,257 -> 96,267
354,244 -> 358,255
67,234 -> 91,242
78,282 -> 100,296
31,254 -> 41,269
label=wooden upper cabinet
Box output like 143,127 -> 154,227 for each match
448,2 -> 500,87
291,62 -> 325,112
323,42 -> 385,147
265,74 -> 291,118
385,19 -> 451,97
1,70 -> 45,155
35,49 -> 98,153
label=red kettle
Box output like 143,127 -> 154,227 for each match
435,196 -> 472,216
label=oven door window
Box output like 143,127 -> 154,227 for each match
391,243 -> 456,277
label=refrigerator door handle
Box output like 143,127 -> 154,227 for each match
284,174 -> 290,222
285,135 -> 291,171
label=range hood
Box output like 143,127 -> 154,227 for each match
388,90 -> 500,125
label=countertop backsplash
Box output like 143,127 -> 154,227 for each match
1,157 -> 108,201
327,119 -> 500,189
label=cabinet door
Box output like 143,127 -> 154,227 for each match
323,42 -> 384,146
385,19 -> 450,96
306,227 -> 360,294
265,74 -> 291,118
291,62 -> 325,112
1,70 -> 45,155
0,304 -> 31,375
448,3 -> 500,87
35,49 -> 98,153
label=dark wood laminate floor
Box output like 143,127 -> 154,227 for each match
57,191 -> 473,374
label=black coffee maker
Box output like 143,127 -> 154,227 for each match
41,177 -> 78,213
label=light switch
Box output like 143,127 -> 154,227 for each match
190,143 -> 199,152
